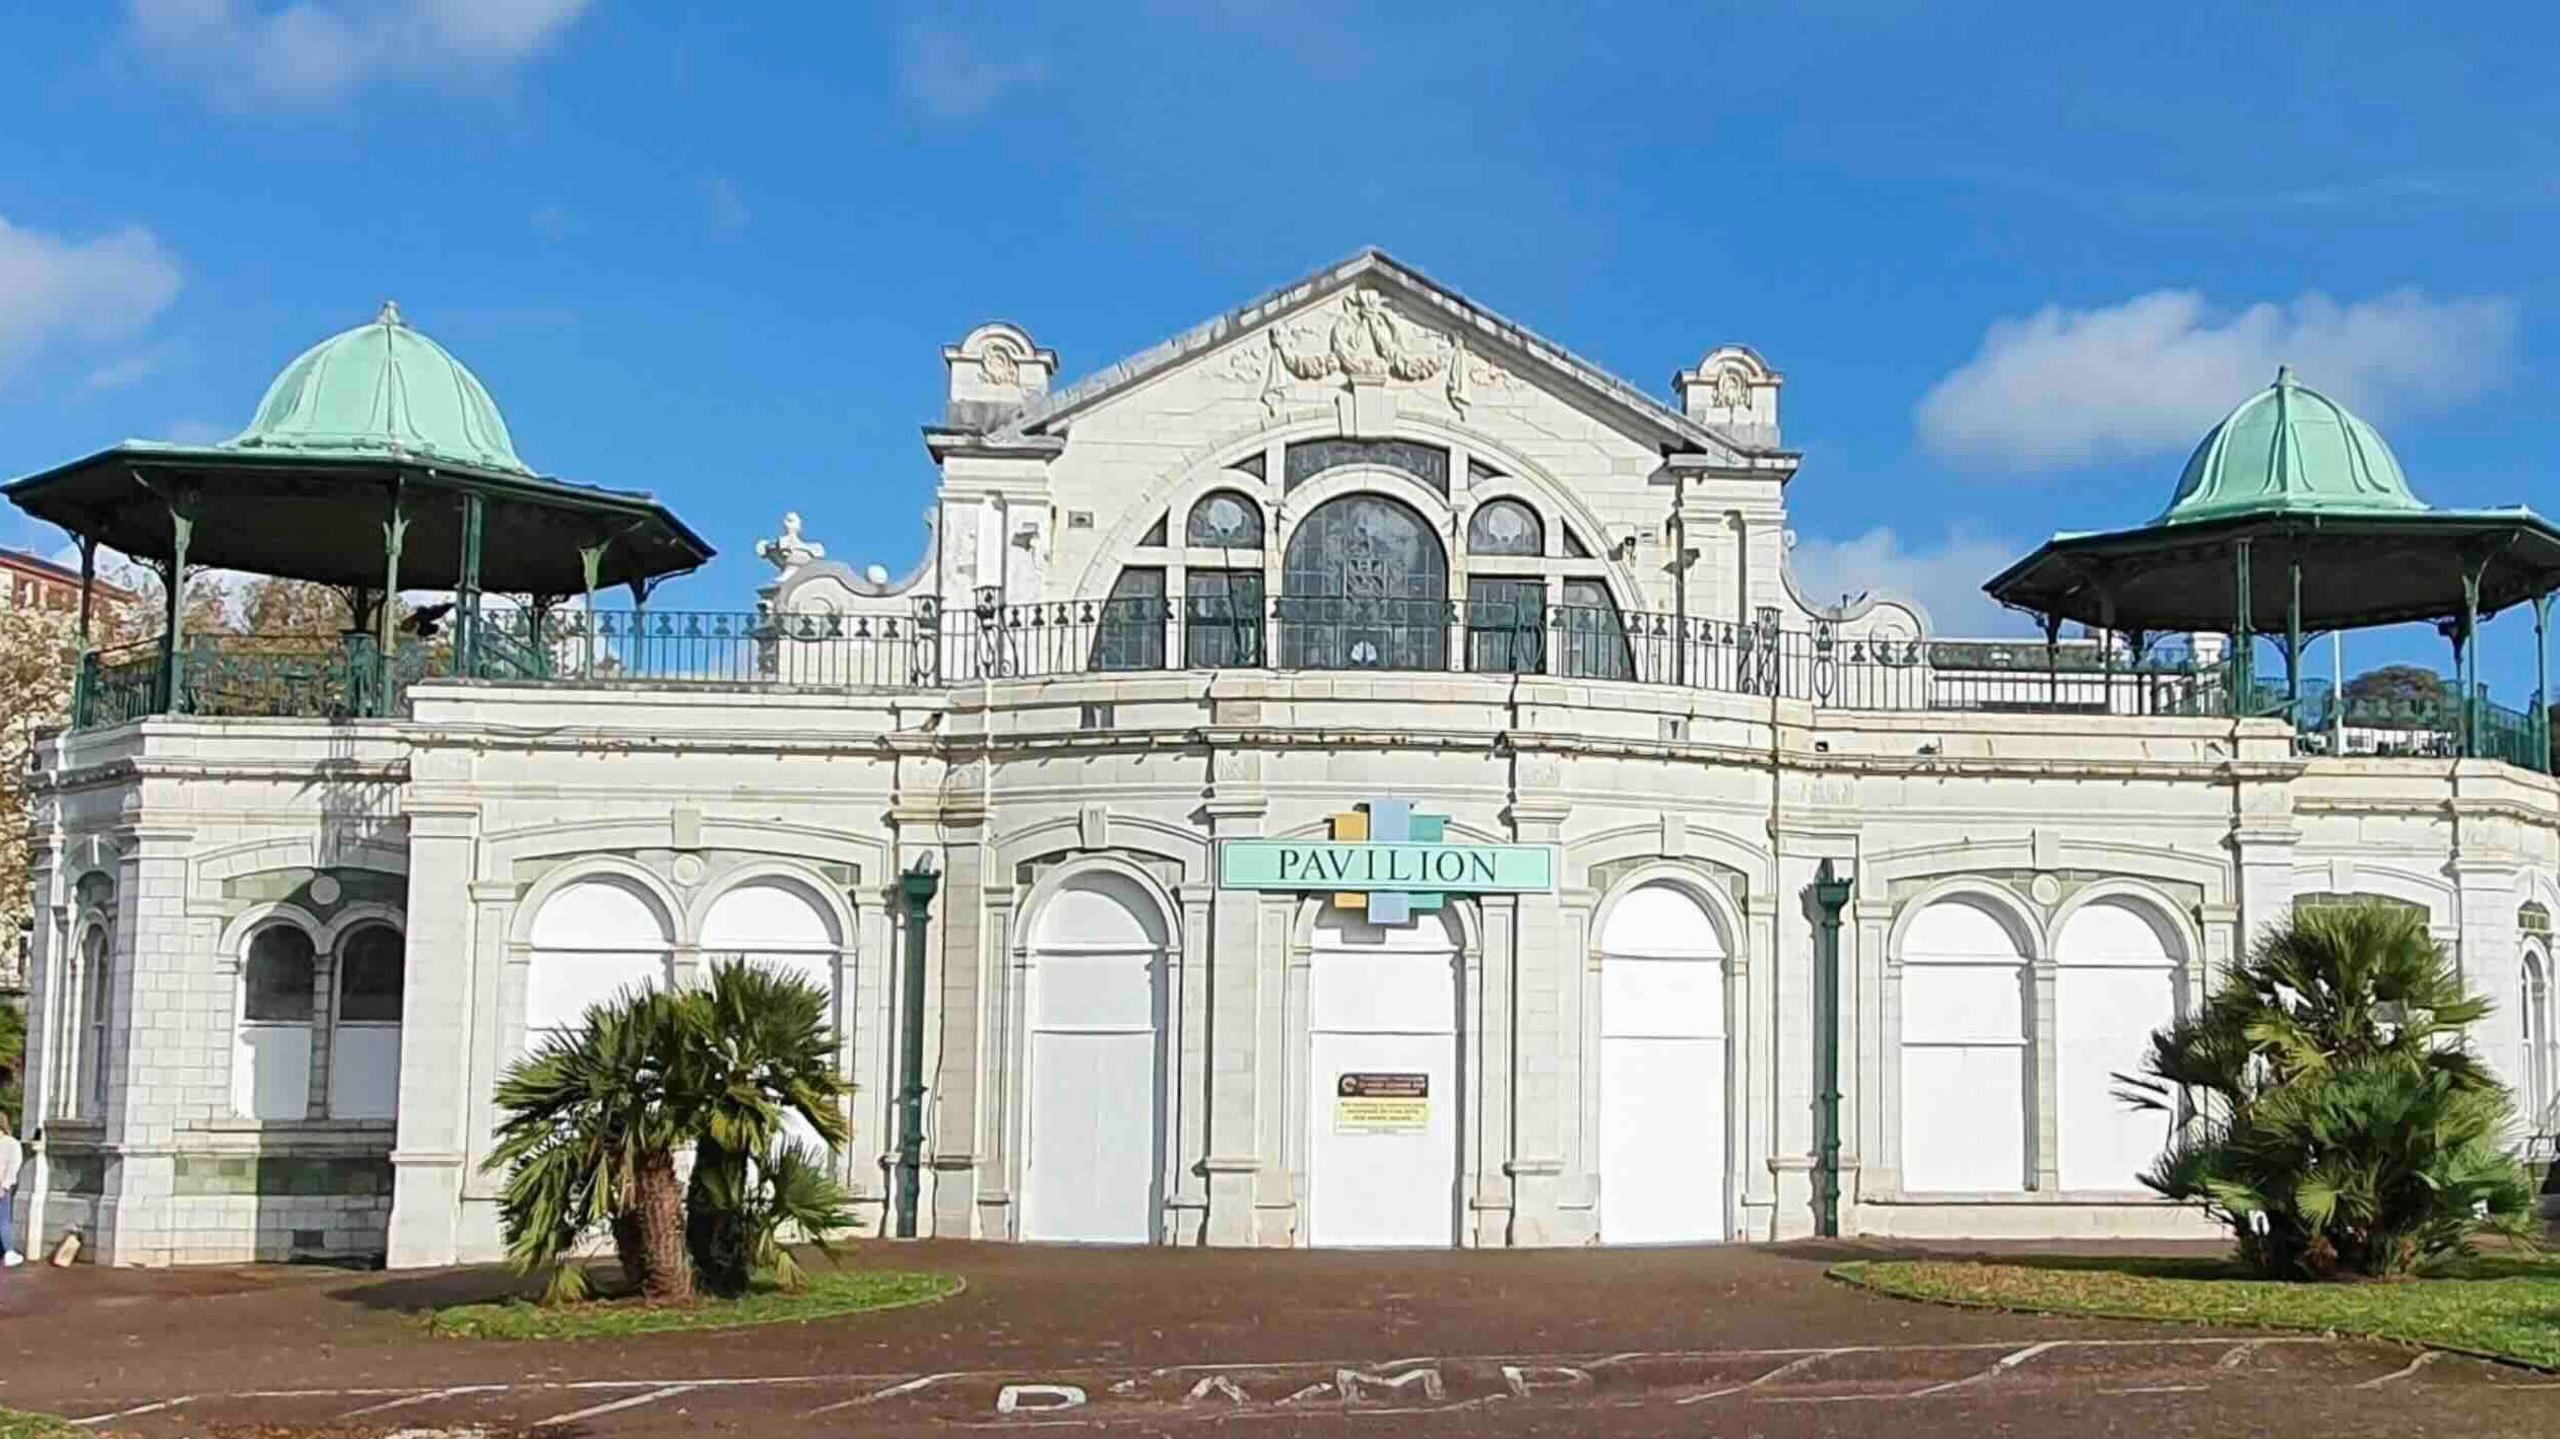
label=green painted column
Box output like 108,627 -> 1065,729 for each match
895,858 -> 941,1239
1811,859 -> 1853,1238
75,534 -> 96,648
455,491 -> 486,678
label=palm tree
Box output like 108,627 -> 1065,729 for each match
487,987 -> 698,1304
681,959 -> 852,1296
2121,903 -> 2537,1278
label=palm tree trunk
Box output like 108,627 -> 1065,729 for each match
633,1150 -> 694,1305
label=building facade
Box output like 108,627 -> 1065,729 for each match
14,252 -> 2560,1266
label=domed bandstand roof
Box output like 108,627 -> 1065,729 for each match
230,301 -> 531,475
5,302 -> 709,596
1986,368 -> 2560,636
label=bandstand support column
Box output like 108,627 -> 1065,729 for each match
379,496 -> 409,718
2284,551 -> 2303,722
578,541 -> 609,675
2535,590 -> 2552,773
75,534 -> 96,647
2459,562 -> 2485,758
2231,538 -> 2255,714
454,490 -> 486,678
160,498 -> 194,714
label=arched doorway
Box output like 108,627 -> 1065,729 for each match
1898,896 -> 2030,1192
1307,907 -> 1461,1246
1022,871 -> 1169,1243
2524,944 -> 2553,1129
1278,493 -> 1449,671
1598,883 -> 1728,1243
2053,899 -> 2181,1190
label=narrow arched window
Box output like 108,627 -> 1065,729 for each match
329,924 -> 405,1119
76,923 -> 110,1117
1467,499 -> 1543,556
237,924 -> 318,1119
1187,490 -> 1265,549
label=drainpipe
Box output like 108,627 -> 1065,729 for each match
894,853 -> 941,1239
1811,858 -> 1854,1239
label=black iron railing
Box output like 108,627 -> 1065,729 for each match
55,596 -> 2557,774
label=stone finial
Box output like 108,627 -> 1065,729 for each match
1675,344 -> 1782,444
755,511 -> 825,576
376,300 -> 405,327
942,322 -> 1059,431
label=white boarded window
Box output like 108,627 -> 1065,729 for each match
1899,896 -> 2029,1192
2054,900 -> 2181,1192
701,879 -> 844,1154
328,924 -> 405,1120
236,924 -> 317,1120
527,878 -> 672,1048
1023,871 -> 1169,1243
1598,882 -> 1728,1243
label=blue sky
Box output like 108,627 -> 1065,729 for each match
4,2 -> 2557,687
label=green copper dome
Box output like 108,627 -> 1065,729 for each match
2157,366 -> 2422,525
226,301 -> 530,475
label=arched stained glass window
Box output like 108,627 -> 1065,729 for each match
1468,499 -> 1543,556
1187,490 -> 1265,549
1559,578 -> 1634,682
1277,494 -> 1448,671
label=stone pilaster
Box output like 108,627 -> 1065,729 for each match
1505,792 -> 1572,1246
386,802 -> 479,1268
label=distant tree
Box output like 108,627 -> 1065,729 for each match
2342,664 -> 2447,711
0,605 -> 82,945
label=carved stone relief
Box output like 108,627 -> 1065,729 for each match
1223,290 -> 1511,417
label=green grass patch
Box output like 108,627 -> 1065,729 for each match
1833,1254 -> 2560,1370
0,1408 -> 82,1439
429,1268 -> 961,1341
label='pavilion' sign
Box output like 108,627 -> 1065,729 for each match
1218,800 -> 1554,924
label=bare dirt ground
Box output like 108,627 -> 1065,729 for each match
2,1239 -> 2551,1436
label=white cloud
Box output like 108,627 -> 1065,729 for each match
898,22 -> 1046,121
1787,525 -> 2028,637
125,0 -> 594,108
159,418 -> 234,444
0,214 -> 183,386
1915,289 -> 2518,471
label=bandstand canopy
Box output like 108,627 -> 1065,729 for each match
1986,367 -> 2560,635
4,302 -> 711,596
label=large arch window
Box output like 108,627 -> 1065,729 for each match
328,924 -> 405,1119
2053,899 -> 2180,1190
527,877 -> 674,1050
703,879 -> 844,1154
1559,577 -> 1634,682
1278,493 -> 1448,671
1023,871 -> 1170,1242
1898,896 -> 2030,1192
237,923 -> 319,1120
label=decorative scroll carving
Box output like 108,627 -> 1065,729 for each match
1226,289 -> 1509,416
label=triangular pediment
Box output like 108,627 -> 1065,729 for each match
986,249 -> 1779,467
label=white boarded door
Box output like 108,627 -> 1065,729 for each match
2054,900 -> 2180,1191
1599,884 -> 1727,1243
1899,897 -> 2030,1192
1022,872 -> 1167,1243
1309,909 -> 1461,1247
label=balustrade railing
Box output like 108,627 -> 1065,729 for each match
54,597 -> 2556,775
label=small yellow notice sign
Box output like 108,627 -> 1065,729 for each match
1334,1072 -> 1430,1134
